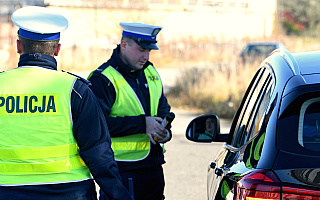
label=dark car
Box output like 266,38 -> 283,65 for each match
186,49 -> 320,199
238,42 -> 285,64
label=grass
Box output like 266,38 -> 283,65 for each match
166,63 -> 258,118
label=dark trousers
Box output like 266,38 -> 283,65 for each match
0,180 -> 97,200
99,166 -> 165,200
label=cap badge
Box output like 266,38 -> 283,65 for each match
152,28 -> 161,36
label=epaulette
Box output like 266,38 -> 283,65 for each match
62,70 -> 92,86
62,70 -> 92,97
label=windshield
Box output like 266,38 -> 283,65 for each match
245,44 -> 278,55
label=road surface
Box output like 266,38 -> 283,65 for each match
163,107 -> 231,200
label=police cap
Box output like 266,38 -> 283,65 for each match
120,22 -> 162,50
11,6 -> 68,41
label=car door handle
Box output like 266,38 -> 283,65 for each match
215,168 -> 223,176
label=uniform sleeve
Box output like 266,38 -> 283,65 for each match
71,79 -> 132,200
88,72 -> 146,137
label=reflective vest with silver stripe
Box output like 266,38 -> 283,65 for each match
101,65 -> 162,161
0,67 -> 92,186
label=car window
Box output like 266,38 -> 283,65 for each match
246,45 -> 277,55
298,97 -> 320,151
231,67 -> 270,148
239,74 -> 275,168
246,76 -> 274,141
259,45 -> 277,54
222,67 -> 272,167
278,90 -> 320,155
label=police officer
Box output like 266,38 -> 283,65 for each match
0,6 -> 132,200
88,22 -> 172,200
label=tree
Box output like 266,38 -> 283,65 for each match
279,0 -> 320,36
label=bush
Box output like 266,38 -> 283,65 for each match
166,63 -> 257,119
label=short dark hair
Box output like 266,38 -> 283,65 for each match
121,36 -> 134,46
18,35 -> 60,55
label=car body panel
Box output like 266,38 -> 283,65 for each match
275,168 -> 320,189
207,148 -> 227,200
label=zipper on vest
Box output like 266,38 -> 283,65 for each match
135,78 -> 146,112
135,78 -> 143,99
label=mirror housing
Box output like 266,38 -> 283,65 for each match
185,114 -> 229,143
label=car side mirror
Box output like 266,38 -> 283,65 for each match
185,114 -> 229,143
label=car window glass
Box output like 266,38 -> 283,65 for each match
246,45 -> 276,55
298,97 -> 320,151
247,76 -> 274,141
247,46 -> 255,54
237,73 -> 273,159
234,68 -> 274,168
259,45 -> 277,54
223,68 -> 270,167
232,68 -> 269,148
278,90 -> 320,156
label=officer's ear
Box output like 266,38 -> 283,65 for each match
120,39 -> 128,51
54,43 -> 61,56
16,39 -> 22,54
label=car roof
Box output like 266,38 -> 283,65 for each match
270,49 -> 320,76
246,42 -> 284,46
292,51 -> 320,75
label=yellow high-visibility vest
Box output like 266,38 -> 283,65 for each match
101,65 -> 162,161
0,67 -> 92,186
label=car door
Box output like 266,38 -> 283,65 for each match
207,65 -> 275,200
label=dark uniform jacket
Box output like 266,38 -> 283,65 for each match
88,45 -> 171,172
0,53 -> 132,200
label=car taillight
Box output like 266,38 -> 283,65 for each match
234,169 -> 281,200
234,169 -> 320,200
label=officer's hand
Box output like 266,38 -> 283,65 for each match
157,129 -> 171,143
146,116 -> 165,144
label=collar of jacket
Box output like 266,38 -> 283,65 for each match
18,53 -> 58,70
